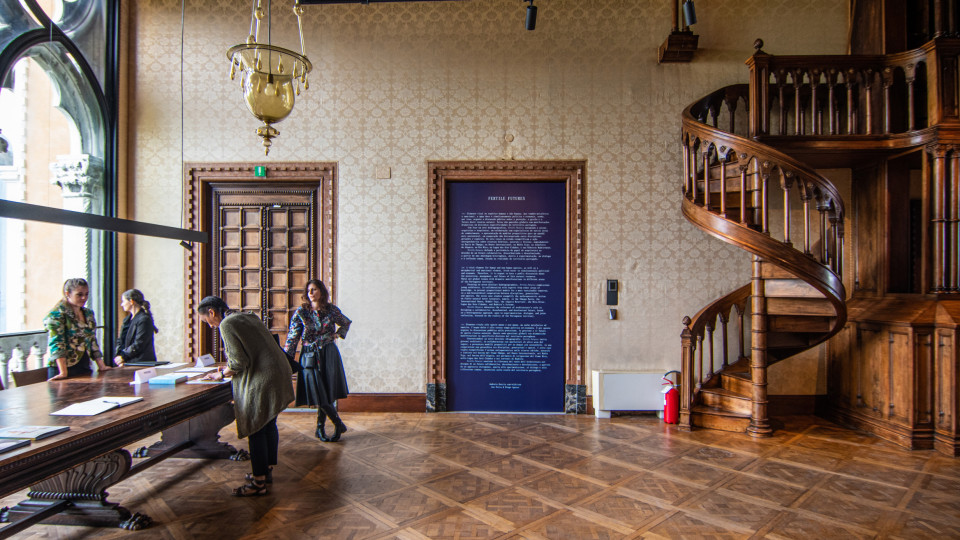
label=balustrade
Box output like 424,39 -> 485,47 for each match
0,330 -> 49,388
745,38 -> 959,138
679,287 -> 750,428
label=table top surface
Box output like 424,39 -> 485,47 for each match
0,365 -> 231,467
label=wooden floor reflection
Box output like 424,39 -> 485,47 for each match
2,412 -> 959,539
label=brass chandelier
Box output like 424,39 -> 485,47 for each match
227,0 -> 312,155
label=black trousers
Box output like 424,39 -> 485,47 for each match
247,416 -> 279,478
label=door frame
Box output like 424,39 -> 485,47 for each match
426,160 -> 587,413
183,162 -> 337,361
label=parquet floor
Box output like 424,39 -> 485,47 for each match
2,412 -> 959,539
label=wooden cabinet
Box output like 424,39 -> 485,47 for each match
824,297 -> 959,455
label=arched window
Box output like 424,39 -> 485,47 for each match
0,0 -> 117,373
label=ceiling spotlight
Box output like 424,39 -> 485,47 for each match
683,0 -> 697,26
524,0 -> 537,31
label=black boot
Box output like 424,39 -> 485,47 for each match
322,405 -> 347,442
315,415 -> 329,441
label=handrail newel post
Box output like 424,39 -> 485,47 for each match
679,316 -> 695,429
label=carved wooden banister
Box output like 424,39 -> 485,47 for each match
747,38 -> 960,139
679,285 -> 750,429
679,79 -> 849,432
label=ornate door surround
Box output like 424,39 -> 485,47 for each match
183,163 -> 337,361
426,160 -> 587,413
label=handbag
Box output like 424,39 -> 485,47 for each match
298,344 -> 319,369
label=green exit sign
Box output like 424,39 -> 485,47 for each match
254,166 -> 267,177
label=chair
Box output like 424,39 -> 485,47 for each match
12,368 -> 49,387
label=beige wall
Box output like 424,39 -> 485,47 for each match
127,0 -> 849,394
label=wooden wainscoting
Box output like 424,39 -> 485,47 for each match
823,296 -> 960,456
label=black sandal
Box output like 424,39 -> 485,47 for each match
244,469 -> 272,484
233,480 -> 267,497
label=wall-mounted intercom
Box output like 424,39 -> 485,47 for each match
606,279 -> 618,305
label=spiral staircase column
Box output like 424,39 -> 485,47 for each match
748,257 -> 772,437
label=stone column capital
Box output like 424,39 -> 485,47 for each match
50,154 -> 104,199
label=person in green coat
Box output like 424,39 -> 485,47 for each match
197,296 -> 294,496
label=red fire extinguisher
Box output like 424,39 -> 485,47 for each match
662,370 -> 680,424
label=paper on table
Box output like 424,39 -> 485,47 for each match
177,367 -> 218,374
99,396 -> 143,407
0,425 -> 69,440
50,396 -> 143,416
157,362 -> 190,369
51,400 -> 117,416
0,439 -> 30,453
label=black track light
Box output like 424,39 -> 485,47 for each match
683,0 -> 697,26
524,0 -> 537,31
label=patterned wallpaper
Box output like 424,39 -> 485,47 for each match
128,0 -> 849,394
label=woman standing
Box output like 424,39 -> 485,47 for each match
44,278 -> 112,380
284,279 -> 351,442
113,289 -> 158,366
197,296 -> 294,496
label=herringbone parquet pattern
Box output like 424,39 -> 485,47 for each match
2,413 -> 959,539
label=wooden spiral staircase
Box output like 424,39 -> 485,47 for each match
676,37 -> 955,436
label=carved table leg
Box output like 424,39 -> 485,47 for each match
0,450 -> 152,530
139,402 -> 237,459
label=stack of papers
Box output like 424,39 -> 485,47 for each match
0,425 -> 70,440
148,373 -> 189,385
50,396 -> 144,416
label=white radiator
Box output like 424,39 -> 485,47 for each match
592,370 -> 664,418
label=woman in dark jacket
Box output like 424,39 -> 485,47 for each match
113,289 -> 158,366
284,279 -> 351,442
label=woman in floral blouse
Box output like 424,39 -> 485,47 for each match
44,278 -> 112,380
284,279 -> 351,442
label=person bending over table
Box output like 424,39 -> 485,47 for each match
44,278 -> 112,381
113,288 -> 159,366
197,295 -> 294,496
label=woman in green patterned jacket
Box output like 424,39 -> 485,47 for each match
44,278 -> 112,380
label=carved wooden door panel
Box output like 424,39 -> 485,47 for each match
215,200 -> 311,335
184,164 -> 337,363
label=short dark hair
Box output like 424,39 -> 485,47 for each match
196,295 -> 229,317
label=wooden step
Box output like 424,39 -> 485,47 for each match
721,369 -> 752,395
764,279 -> 825,298
699,387 -> 752,415
768,314 -> 833,333
690,405 -> 750,432
759,264 -> 797,280
766,297 -> 835,316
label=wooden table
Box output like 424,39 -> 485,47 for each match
0,366 -> 236,534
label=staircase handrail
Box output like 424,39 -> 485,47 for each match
681,102 -> 847,319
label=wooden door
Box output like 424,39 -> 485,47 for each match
215,192 -> 312,335
184,164 -> 337,362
